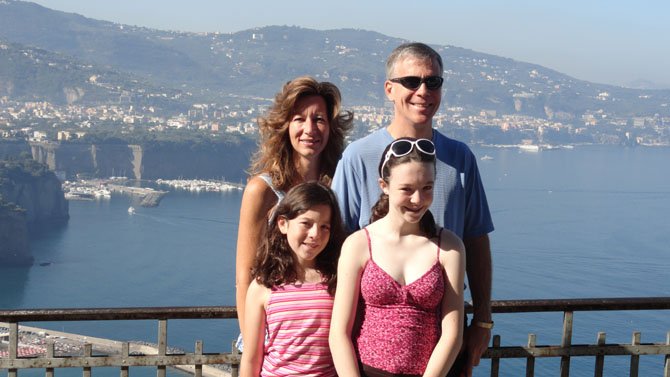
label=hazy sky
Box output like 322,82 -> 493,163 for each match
28,0 -> 670,89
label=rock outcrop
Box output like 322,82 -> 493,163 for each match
0,158 -> 69,265
0,203 -> 32,266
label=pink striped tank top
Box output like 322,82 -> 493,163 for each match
261,282 -> 336,377
354,228 -> 445,375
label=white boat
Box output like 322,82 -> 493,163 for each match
128,206 -> 135,214
519,144 -> 540,152
480,154 -> 494,161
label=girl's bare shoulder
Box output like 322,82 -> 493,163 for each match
341,229 -> 371,262
437,228 -> 465,254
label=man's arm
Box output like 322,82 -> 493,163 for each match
462,233 -> 492,377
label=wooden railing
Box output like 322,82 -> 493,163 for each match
480,297 -> 670,377
1,297 -> 669,377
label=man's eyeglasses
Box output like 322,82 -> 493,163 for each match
380,138 -> 436,177
388,76 -> 444,91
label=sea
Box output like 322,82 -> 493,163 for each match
2,145 -> 669,377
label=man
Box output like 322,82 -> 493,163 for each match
332,42 -> 494,377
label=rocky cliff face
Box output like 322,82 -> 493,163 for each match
29,139 -> 255,181
0,167 -> 69,227
0,139 -> 31,159
0,205 -> 32,266
0,159 -> 69,265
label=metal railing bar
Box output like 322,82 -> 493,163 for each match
0,306 -> 238,322
1,297 -> 668,323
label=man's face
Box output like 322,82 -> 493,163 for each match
385,56 -> 442,129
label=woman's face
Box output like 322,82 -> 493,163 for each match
380,160 -> 435,224
287,95 -> 330,162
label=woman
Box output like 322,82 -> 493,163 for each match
235,76 -> 352,349
329,138 -> 465,376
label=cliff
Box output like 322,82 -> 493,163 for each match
0,203 -> 32,266
0,158 -> 69,265
0,159 -> 70,227
27,138 -> 255,181
0,139 -> 31,159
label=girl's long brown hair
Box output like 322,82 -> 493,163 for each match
248,76 -> 353,191
251,182 -> 345,295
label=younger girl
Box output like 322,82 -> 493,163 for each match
241,182 -> 346,377
329,138 -> 465,377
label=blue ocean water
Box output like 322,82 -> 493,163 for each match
2,145 -> 669,376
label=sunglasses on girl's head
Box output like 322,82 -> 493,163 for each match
389,76 -> 444,91
380,138 -> 436,177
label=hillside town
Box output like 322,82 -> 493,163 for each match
1,97 -> 668,147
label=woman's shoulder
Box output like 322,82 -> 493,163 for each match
240,175 -> 280,213
242,175 -> 277,199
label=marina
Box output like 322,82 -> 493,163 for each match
62,178 -> 243,207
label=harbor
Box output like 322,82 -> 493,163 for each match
62,178 -> 242,207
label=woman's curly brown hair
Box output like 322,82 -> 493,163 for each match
251,182 -> 346,295
248,76 -> 353,191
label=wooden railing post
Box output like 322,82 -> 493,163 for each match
121,342 -> 129,377
490,335 -> 501,377
8,322 -> 18,377
630,332 -> 640,377
231,339 -> 240,377
594,332 -> 606,377
194,340 -> 203,377
560,311 -> 574,377
46,340 -> 55,377
664,331 -> 669,377
157,319 -> 167,377
83,344 -> 92,377
526,334 -> 536,377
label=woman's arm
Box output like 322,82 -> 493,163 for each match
235,177 -> 275,338
329,232 -> 368,376
239,280 -> 270,377
423,230 -> 466,377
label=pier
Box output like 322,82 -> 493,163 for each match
1,297 -> 668,377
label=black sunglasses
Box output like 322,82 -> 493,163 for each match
389,76 -> 444,90
380,138 -> 436,177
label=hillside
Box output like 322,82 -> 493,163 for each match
1,0 -> 669,118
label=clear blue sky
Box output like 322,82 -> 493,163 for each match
28,0 -> 670,89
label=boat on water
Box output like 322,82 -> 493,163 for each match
127,206 -> 135,214
480,154 -> 494,161
518,144 -> 540,152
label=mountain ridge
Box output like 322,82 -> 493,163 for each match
1,0 -> 668,119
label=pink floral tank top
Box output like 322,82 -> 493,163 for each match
354,228 -> 445,375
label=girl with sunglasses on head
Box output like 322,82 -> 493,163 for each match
330,137 -> 465,377
240,182 -> 346,377
235,76 -> 353,351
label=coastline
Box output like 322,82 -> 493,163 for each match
0,322 -> 234,377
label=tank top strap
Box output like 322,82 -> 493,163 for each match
258,173 -> 285,202
436,228 -> 443,261
363,227 -> 373,260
